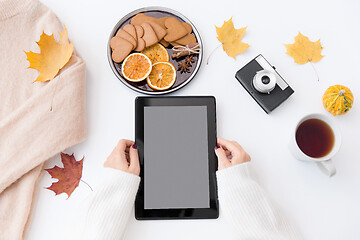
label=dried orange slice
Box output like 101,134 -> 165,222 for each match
141,43 -> 169,64
147,62 -> 176,90
121,53 -> 152,82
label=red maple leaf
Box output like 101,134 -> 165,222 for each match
45,153 -> 84,198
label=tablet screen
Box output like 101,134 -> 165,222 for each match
144,106 -> 210,209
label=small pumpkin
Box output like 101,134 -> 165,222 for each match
322,85 -> 354,116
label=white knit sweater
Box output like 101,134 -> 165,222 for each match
80,162 -> 302,240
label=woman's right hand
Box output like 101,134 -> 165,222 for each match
215,137 -> 251,170
104,139 -> 140,176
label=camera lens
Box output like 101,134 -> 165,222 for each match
261,76 -> 270,84
253,70 -> 276,94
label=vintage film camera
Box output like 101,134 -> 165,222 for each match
235,54 -> 294,114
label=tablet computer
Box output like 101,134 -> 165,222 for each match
135,96 -> 218,220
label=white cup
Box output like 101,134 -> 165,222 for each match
289,113 -> 341,177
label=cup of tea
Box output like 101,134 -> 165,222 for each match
289,113 -> 341,177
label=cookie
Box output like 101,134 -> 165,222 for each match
135,38 -> 146,52
130,13 -> 148,25
115,29 -> 136,49
110,36 -> 127,49
134,25 -> 144,38
164,17 -> 188,42
131,13 -> 158,26
146,21 -> 166,40
134,25 -> 145,51
141,23 -> 158,47
110,37 -> 133,63
154,17 -> 169,28
173,33 -> 197,46
159,39 -> 170,47
182,22 -> 192,34
123,24 -> 137,41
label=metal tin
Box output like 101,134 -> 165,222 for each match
107,6 -> 203,95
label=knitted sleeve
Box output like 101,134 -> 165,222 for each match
81,168 -> 140,240
0,53 -> 86,193
0,1 -> 87,194
216,162 -> 303,240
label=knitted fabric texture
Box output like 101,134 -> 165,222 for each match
0,0 -> 86,239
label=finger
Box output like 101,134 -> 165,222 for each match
230,141 -> 251,164
129,144 -> 140,168
116,139 -> 134,154
116,139 -> 134,151
232,141 -> 245,152
125,152 -> 130,164
217,138 -> 241,156
231,141 -> 249,158
215,146 -> 231,170
105,148 -> 126,170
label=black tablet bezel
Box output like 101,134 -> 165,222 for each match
135,96 -> 218,220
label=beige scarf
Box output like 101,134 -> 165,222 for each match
0,0 -> 86,239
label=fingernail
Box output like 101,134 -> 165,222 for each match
215,145 -> 219,150
132,144 -> 137,149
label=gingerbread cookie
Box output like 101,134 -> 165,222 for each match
115,29 -> 137,49
131,13 -> 156,25
134,25 -> 144,38
141,22 -> 158,47
135,38 -> 146,52
123,24 -> 137,40
182,22 -> 192,34
173,33 -> 197,46
146,21 -> 166,40
130,14 -> 166,40
154,17 -> 169,28
110,37 -> 133,62
164,17 -> 188,42
134,25 -> 145,51
130,13 -> 146,25
159,39 -> 170,47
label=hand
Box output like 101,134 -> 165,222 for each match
104,139 -> 140,176
215,137 -> 251,170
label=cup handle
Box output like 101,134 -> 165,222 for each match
316,159 -> 336,177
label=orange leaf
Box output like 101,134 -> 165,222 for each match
25,26 -> 74,82
45,153 -> 83,199
285,32 -> 324,64
215,17 -> 250,59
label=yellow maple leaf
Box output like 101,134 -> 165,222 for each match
285,32 -> 324,64
25,27 -> 74,82
215,17 -> 250,59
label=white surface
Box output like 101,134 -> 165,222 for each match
27,0 -> 360,239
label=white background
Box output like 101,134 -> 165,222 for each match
27,0 -> 360,239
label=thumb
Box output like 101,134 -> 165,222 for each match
129,144 -> 140,171
215,146 -> 230,170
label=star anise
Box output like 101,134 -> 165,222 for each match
185,55 -> 195,67
177,61 -> 190,73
